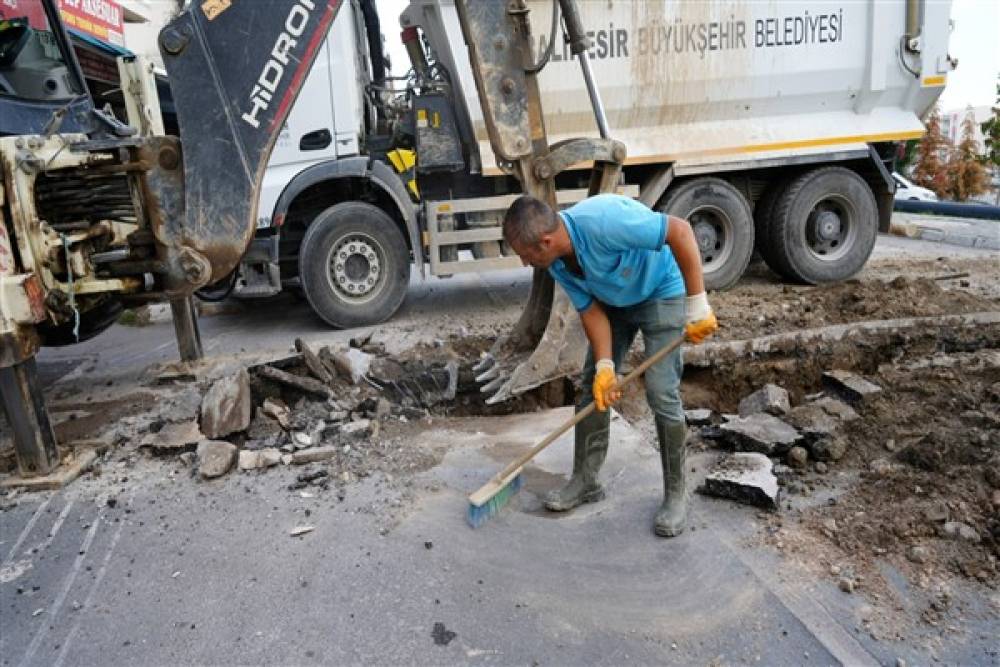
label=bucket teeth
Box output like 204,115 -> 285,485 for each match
472,353 -> 495,375
474,364 -> 500,383
480,374 -> 508,396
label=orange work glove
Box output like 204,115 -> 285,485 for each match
685,292 -> 719,344
593,359 -> 622,412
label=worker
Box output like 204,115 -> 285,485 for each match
502,193 -> 718,537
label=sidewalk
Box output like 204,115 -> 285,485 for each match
890,212 -> 1000,251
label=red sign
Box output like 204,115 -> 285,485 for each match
0,0 -> 50,30
58,0 -> 123,46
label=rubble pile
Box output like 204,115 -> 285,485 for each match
690,337 -> 1000,597
145,334 -> 465,487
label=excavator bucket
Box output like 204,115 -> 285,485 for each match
456,0 -> 625,403
474,280 -> 588,404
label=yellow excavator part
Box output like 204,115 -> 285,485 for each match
387,149 -> 419,199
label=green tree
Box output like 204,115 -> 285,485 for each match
896,139 -> 920,174
912,106 -> 951,198
979,77 -> 1000,203
947,109 -> 990,201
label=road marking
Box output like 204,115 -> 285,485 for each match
3,497 -> 52,565
17,513 -> 101,667
53,499 -> 129,667
37,500 -> 74,553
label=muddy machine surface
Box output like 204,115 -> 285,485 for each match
0,0 -> 621,481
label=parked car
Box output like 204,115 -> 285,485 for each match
893,173 -> 938,201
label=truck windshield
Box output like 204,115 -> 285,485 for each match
0,1 -> 84,101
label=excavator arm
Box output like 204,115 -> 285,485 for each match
156,0 -> 345,291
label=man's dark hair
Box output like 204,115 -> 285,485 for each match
502,195 -> 559,247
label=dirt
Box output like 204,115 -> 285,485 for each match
710,271 -> 999,342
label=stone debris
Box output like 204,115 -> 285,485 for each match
290,446 -> 339,465
332,348 -> 373,385
738,383 -> 790,417
809,396 -> 859,422
684,408 -> 714,426
698,452 -> 780,510
810,434 -> 848,462
295,338 -> 334,384
715,413 -> 801,455
200,370 -> 252,439
340,419 -> 372,438
907,545 -> 929,564
821,370 -> 883,404
261,398 -> 291,430
238,448 -> 281,471
941,521 -> 979,542
370,359 -> 458,408
140,420 -> 203,455
869,457 -> 893,477
196,440 -> 237,479
786,446 -> 809,468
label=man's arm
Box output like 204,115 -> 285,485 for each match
579,301 -> 612,362
664,215 -> 704,295
664,215 -> 718,344
579,301 -> 621,411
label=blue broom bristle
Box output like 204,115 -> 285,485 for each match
467,473 -> 523,528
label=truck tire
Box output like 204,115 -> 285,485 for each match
659,177 -> 754,291
298,202 -> 410,328
752,178 -> 788,270
768,167 -> 877,284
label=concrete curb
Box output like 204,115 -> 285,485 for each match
889,219 -> 1000,251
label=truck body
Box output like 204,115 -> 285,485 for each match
237,0 -> 953,326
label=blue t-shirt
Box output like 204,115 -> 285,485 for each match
548,194 -> 686,312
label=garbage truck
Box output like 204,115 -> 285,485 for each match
233,0 -> 955,333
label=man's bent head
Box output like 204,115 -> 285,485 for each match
503,195 -> 562,268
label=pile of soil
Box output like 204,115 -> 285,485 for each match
712,276 -> 998,341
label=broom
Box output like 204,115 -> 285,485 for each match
467,335 -> 685,528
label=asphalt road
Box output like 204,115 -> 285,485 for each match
2,232 -> 998,665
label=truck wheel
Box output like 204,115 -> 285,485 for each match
768,167 -> 877,284
752,178 -> 788,271
298,202 -> 410,328
659,177 -> 754,291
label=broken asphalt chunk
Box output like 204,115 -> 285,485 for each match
196,440 -> 237,479
260,397 -> 291,430
698,452 -> 780,510
238,448 -> 281,471
717,413 -> 801,455
139,420 -> 203,455
295,338 -> 334,384
684,408 -> 713,426
290,446 -> 339,465
738,383 -> 790,417
200,370 -> 252,439
821,370 -> 882,405
256,365 -> 333,399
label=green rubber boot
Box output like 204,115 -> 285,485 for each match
654,418 -> 688,537
543,407 -> 609,512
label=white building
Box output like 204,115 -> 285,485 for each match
940,105 -> 991,154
